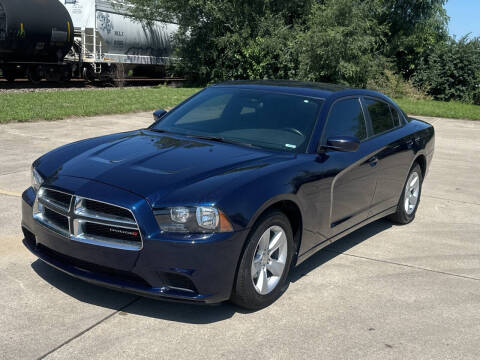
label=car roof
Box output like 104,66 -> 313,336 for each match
213,80 -> 389,101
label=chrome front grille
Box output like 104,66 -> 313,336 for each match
33,188 -> 142,251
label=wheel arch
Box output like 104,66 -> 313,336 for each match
246,195 -> 304,265
414,154 -> 427,178
229,195 -> 304,299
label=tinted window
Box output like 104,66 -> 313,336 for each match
390,106 -> 402,127
324,98 -> 367,140
176,93 -> 232,125
152,88 -> 324,153
365,99 -> 395,134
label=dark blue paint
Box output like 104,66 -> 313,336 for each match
22,81 -> 435,303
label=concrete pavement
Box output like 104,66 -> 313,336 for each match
0,113 -> 479,360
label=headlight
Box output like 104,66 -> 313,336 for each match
155,206 -> 233,234
31,166 -> 44,192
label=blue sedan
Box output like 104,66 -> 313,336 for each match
22,81 -> 435,309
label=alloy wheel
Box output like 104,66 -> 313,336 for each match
251,225 -> 288,295
404,171 -> 420,215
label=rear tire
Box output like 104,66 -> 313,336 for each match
231,211 -> 294,310
388,163 -> 423,224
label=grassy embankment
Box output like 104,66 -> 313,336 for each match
1,87 -> 479,123
394,97 -> 480,121
0,87 -> 201,123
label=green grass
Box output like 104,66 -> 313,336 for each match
1,87 -> 479,123
0,87 -> 201,123
394,97 -> 480,120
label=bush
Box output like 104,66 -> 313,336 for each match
413,37 -> 480,103
367,69 -> 430,100
122,0 -> 467,100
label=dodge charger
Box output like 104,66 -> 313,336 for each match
21,81 -> 435,309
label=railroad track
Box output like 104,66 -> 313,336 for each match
0,78 -> 185,93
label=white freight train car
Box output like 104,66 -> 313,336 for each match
62,0 -> 178,80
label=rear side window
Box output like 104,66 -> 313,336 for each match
365,99 -> 396,135
324,98 -> 367,140
390,106 -> 403,127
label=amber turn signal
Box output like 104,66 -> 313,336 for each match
219,210 -> 234,232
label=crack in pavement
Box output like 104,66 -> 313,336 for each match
0,169 -> 29,177
34,249 -> 479,359
37,296 -> 141,360
0,189 -> 21,197
423,194 -> 480,207
326,250 -> 480,282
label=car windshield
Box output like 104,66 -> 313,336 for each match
151,87 -> 324,153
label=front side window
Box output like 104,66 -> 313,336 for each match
152,87 -> 324,152
324,98 -> 367,141
365,99 -> 396,135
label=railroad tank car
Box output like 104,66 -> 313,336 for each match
0,0 -> 179,83
0,0 -> 74,81
63,0 -> 178,80
0,0 -> 74,82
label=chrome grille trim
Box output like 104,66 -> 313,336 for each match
33,188 -> 143,251
33,202 -> 70,237
74,197 -> 137,226
37,188 -> 73,213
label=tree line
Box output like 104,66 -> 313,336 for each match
123,0 -> 480,104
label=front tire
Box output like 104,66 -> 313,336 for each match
231,211 -> 294,310
388,163 -> 423,224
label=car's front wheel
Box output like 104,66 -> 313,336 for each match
231,211 -> 294,310
389,163 -> 423,224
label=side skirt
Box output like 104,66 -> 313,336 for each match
295,206 -> 397,266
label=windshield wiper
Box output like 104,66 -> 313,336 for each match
149,128 -> 169,134
185,134 -> 262,149
149,128 -> 183,136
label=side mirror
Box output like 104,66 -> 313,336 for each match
321,136 -> 361,152
153,109 -> 167,122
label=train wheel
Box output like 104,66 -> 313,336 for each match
60,73 -> 71,83
4,72 -> 15,82
46,69 -> 62,83
61,67 -> 72,83
82,65 -> 95,82
2,66 -> 16,82
27,66 -> 44,84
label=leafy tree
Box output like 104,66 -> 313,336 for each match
121,0 -> 455,97
413,36 -> 480,103
379,0 -> 449,77
297,0 -> 388,87
120,0 -> 308,83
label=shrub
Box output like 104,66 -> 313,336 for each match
413,37 -> 480,103
367,69 -> 430,100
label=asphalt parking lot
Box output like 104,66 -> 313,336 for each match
0,112 -> 479,360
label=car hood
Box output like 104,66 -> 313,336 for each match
44,130 -> 284,205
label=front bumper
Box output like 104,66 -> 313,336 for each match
21,178 -> 248,304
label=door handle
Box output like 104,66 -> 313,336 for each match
368,156 -> 378,167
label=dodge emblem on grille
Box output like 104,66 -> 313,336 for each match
109,228 -> 138,237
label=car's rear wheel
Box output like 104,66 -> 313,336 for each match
388,163 -> 423,224
231,211 -> 294,310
